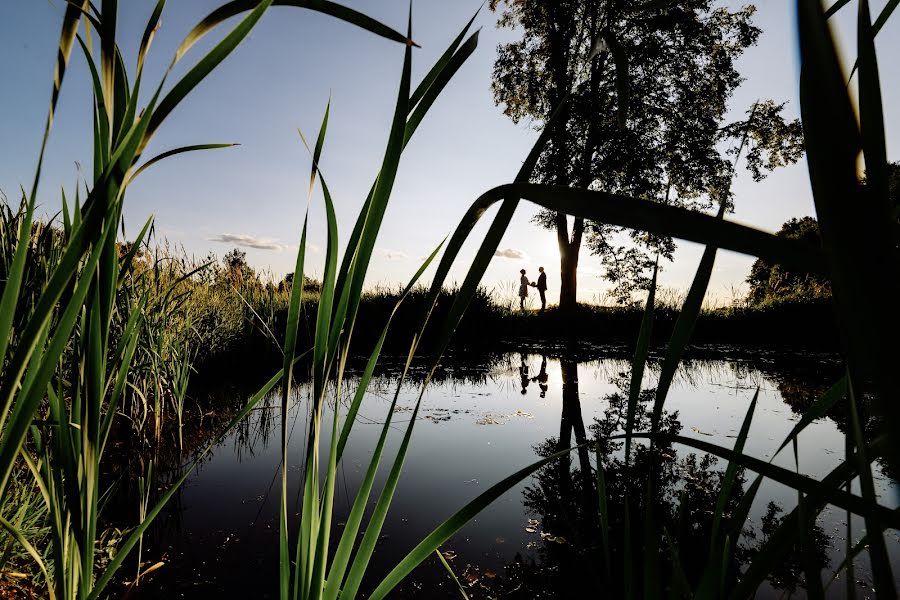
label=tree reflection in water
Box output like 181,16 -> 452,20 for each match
461,359 -> 830,598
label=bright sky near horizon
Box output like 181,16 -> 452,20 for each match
1,1 -> 898,306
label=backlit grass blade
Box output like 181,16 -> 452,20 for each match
798,0 -> 900,464
625,261 -> 656,464
773,375 -> 846,456
279,214 -> 308,598
129,143 -> 238,182
88,359 -> 300,600
366,441 -> 597,600
595,441 -> 611,579
404,29 -> 479,147
0,516 -> 55,600
176,0 -> 411,64
710,389 -> 757,545
325,9 -> 413,360
419,100 -> 570,359
435,549 -> 470,600
146,0 -> 274,144
858,0 -> 888,207
137,0 -> 165,76
623,433 -> 898,527
696,390 -> 759,598
408,7 -> 479,111
846,377 -> 896,596
334,239 -> 445,461
337,340 -> 421,600
650,200 -> 725,432
456,183 -> 825,280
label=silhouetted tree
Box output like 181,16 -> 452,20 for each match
746,216 -> 830,304
490,1 -> 804,307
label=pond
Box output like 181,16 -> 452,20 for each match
134,349 -> 899,598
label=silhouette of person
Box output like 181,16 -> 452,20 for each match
518,269 -> 530,311
531,354 -> 549,398
519,354 -> 530,395
533,266 -> 547,311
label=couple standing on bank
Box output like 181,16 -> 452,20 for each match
519,267 -> 547,311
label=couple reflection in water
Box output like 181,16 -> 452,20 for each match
519,354 -> 549,397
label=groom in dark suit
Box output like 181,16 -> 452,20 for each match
535,266 -> 547,311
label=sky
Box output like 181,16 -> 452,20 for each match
1,0 -> 898,306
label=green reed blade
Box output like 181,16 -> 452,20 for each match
710,389 -> 758,545
147,0 -> 274,143
137,0 -> 166,76
622,433 -> 898,527
111,46 -> 130,146
333,11 -> 413,353
872,0 -> 899,33
858,0 -> 889,207
825,533 -> 868,591
824,0 -> 851,18
116,215 -> 153,284
846,377 -> 896,596
797,490 -> 825,599
129,143 -> 238,182
334,239 -> 444,461
176,0 -> 410,65
330,13 -> 477,352
642,480 -> 660,600
280,214 -> 308,598
729,434 -> 888,599
0,216 -> 115,499
0,516 -> 55,600
366,440 -> 597,600
595,441 -> 611,580
649,199 -> 724,431
313,169 -> 338,401
798,0 -> 900,464
89,356 -> 305,600
625,261 -> 657,465
408,6 -> 479,111
435,549 -> 470,600
773,375 -> 846,457
404,29 -> 479,148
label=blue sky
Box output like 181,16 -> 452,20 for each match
1,1 -> 897,305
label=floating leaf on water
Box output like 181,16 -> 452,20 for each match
495,536 -> 506,544
476,414 -> 504,425
525,527 -> 536,533
441,550 -> 457,560
511,409 -> 534,418
484,569 -> 497,579
690,426 -> 714,436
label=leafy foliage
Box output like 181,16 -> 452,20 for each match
491,1 -> 804,304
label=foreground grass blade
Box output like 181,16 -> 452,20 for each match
625,261 -> 657,464
797,0 -> 900,465
650,200 -> 726,432
176,0 -> 411,63
366,441 -> 597,600
129,143 -> 238,182
146,0 -> 275,144
435,549 -> 470,600
89,358 -> 303,599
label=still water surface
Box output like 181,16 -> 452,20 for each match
139,350 -> 899,598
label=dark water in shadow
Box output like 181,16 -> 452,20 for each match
134,350 -> 899,598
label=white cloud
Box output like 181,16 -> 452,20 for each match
378,248 -> 408,260
493,248 -> 527,259
209,233 -> 290,251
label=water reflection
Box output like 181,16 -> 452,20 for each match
129,350 -> 894,598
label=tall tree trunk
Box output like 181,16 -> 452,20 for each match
557,216 -> 584,312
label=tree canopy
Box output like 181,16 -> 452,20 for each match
491,0 -> 804,305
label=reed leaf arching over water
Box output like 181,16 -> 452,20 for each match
0,0 -> 898,598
